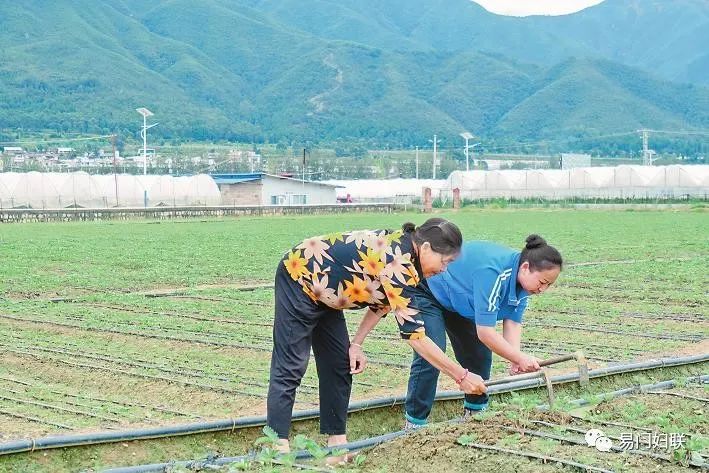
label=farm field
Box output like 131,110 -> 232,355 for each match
0,208 -> 707,471
365,382 -> 709,472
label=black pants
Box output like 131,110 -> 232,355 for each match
405,302 -> 492,423
266,264 -> 352,439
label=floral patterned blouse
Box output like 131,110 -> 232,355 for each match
282,229 -> 426,339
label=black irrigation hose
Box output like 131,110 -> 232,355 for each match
543,307 -> 707,324
0,340 -> 307,394
0,388 -> 122,423
524,321 -> 703,342
644,390 -> 709,403
0,376 -> 198,419
0,408 -> 73,430
0,353 -> 706,457
2,313 -> 409,369
105,373 -> 709,473
458,442 -> 615,473
1,348 -> 282,402
103,430 -> 408,473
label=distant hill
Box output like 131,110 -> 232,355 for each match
0,0 -> 707,147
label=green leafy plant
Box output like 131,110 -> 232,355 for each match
456,433 -> 477,446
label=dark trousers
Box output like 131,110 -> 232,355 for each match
405,302 -> 492,423
266,264 -> 352,439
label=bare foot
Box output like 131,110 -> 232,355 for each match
274,438 -> 290,454
325,435 -> 355,466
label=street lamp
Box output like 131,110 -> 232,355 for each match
136,107 -> 158,175
471,142 -> 482,168
460,132 -> 474,171
428,135 -> 442,179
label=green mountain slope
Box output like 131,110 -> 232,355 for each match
0,0 -> 707,146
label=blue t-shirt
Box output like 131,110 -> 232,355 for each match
428,241 -> 529,327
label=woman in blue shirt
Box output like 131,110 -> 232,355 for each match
403,234 -> 563,427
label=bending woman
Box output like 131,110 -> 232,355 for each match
267,218 -> 487,452
404,234 -> 563,427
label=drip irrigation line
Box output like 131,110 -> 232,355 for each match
524,322 -> 703,342
102,430 -> 408,473
2,313 -> 408,369
458,442 -> 614,473
541,374 -> 709,410
1,347 -> 280,401
644,391 -> 709,403
142,283 -> 274,298
569,416 -> 654,434
0,313 -> 275,352
78,302 -> 273,326
0,340 -> 310,394
551,291 -> 704,309
1,354 -> 706,456
566,256 -> 694,269
496,423 -> 705,467
0,393 -> 121,423
539,307 -> 707,324
0,409 -> 73,430
0,387 -> 124,423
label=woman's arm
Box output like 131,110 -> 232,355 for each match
407,336 -> 487,395
349,307 -> 388,374
476,323 -> 539,372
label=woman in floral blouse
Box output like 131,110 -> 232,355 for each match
267,218 -> 487,453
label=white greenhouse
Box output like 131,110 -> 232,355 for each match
324,166 -> 708,203
445,165 -> 709,200
0,172 -> 222,209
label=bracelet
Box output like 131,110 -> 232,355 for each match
455,369 -> 469,385
351,342 -> 362,348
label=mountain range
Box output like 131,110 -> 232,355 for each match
0,0 -> 707,148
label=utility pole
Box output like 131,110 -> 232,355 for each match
638,128 -> 652,166
460,132 -> 474,171
111,134 -> 119,207
432,134 -> 438,179
415,146 -> 419,179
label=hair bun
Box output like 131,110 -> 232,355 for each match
525,234 -> 547,250
402,222 -> 416,233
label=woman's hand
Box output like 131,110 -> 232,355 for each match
511,353 -> 541,374
349,343 -> 367,374
458,372 -> 487,395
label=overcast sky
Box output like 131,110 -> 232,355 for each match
472,0 -> 605,16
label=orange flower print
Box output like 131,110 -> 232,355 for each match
405,266 -> 421,286
358,248 -> 385,276
284,249 -> 310,281
343,275 -> 371,303
381,280 -> 411,311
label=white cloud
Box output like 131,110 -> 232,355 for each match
471,0 -> 605,17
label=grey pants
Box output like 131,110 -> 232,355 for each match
266,264 -> 352,439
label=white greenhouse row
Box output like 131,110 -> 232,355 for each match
329,165 -> 709,202
0,172 -> 221,209
445,165 -> 709,199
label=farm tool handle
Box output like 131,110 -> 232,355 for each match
538,353 -> 577,367
484,351 -> 589,387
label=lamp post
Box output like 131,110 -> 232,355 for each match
460,132 -> 474,171
429,135 -> 442,179
136,108 -> 157,175
471,142 -> 481,168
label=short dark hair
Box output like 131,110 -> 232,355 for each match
520,234 -> 563,272
402,218 -> 462,256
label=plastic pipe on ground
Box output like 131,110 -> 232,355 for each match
105,372 -> 709,473
0,353 -> 706,456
